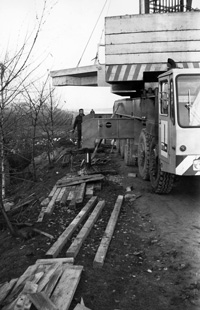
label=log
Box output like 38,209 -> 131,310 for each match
45,197 -> 98,258
66,200 -> 105,258
93,195 -> 123,268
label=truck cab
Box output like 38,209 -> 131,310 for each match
158,68 -> 200,176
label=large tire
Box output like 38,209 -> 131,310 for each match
138,129 -> 150,180
120,139 -> 126,158
124,139 -> 138,166
149,138 -> 174,194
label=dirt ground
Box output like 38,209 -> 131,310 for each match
1,144 -> 200,310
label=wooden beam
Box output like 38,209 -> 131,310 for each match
66,200 -> 105,258
45,197 -> 98,258
93,195 -> 123,268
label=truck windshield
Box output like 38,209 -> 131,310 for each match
177,75 -> 200,127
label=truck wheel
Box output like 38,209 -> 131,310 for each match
124,140 -> 138,166
120,139 -> 126,158
149,138 -> 174,194
138,129 -> 150,180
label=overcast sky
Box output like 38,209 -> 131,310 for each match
0,0 -> 199,113
0,0 -> 140,113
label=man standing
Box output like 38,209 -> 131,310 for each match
72,108 -> 85,148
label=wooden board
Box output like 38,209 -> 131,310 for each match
73,304 -> 91,310
43,266 -> 63,297
57,174 -> 104,185
93,195 -> 123,268
36,258 -> 74,265
55,187 -> 67,205
60,187 -> 71,206
45,188 -> 62,215
85,184 -> 94,198
45,197 -> 98,258
37,263 -> 60,292
37,206 -> 47,223
67,186 -> 76,202
66,200 -> 105,258
76,183 -> 86,204
51,265 -> 83,310
48,185 -> 58,198
57,175 -> 104,188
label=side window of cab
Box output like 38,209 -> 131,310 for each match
160,80 -> 169,115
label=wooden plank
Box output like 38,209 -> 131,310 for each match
60,187 -> 71,206
69,186 -> 78,208
45,197 -> 98,258
67,186 -> 76,202
57,174 -> 104,185
66,200 -> 105,258
48,185 -> 57,198
37,263 -> 60,292
37,207 -> 47,223
36,258 -> 74,265
55,187 -> 67,205
0,279 -> 18,304
44,188 -> 61,215
93,195 -> 123,268
43,265 -> 63,297
51,266 -> 83,310
85,184 -> 94,198
57,175 -> 104,188
73,304 -> 91,310
76,183 -> 86,204
28,292 -> 58,310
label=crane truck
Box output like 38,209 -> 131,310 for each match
51,0 -> 200,194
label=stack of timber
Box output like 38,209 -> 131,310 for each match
37,174 -> 104,222
0,258 -> 83,310
46,195 -> 123,265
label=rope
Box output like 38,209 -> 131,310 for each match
76,0 -> 109,67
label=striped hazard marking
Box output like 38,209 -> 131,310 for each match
176,155 -> 200,176
106,62 -> 200,82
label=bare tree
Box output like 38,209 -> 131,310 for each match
0,0 -> 55,236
